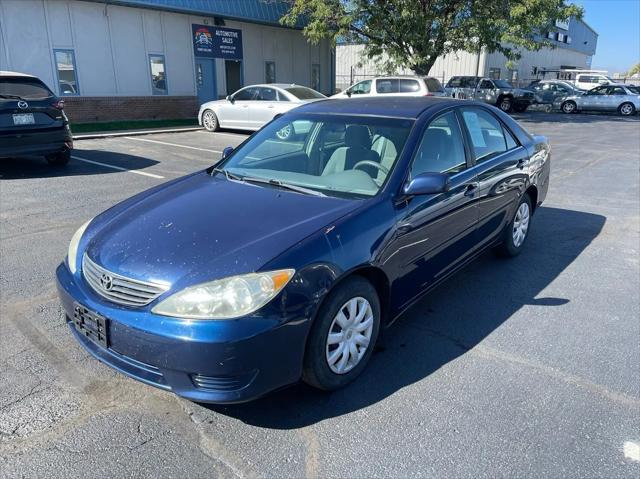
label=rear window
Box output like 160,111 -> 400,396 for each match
424,78 -> 444,92
285,87 -> 325,100
0,77 -> 53,99
626,86 -> 639,94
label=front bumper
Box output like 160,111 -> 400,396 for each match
56,263 -> 310,403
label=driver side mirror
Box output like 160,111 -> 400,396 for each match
346,90 -> 352,97
226,95 -> 234,103
221,146 -> 234,159
403,172 -> 450,196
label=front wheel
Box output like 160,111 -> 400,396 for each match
498,96 -> 513,112
496,194 -> 532,257
619,102 -> 636,116
201,110 -> 219,132
45,149 -> 70,166
303,276 -> 381,391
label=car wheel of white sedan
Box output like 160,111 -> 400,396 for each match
202,110 -> 219,132
276,123 -> 293,140
619,102 -> 636,116
303,276 -> 380,390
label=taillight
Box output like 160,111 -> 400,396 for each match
52,100 -> 65,110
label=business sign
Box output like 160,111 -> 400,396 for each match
192,24 -> 243,60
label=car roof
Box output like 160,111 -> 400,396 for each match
0,70 -> 39,79
241,83 -> 314,90
292,96 -> 466,119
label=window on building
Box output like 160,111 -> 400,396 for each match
53,49 -> 79,96
488,68 -> 501,80
510,70 -> 518,82
149,55 -> 167,95
311,64 -> 320,92
265,62 -> 276,84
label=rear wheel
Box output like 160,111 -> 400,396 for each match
561,100 -> 577,114
496,194 -> 532,257
201,110 -> 219,132
303,276 -> 380,391
498,96 -> 513,112
619,102 -> 636,116
45,149 -> 70,166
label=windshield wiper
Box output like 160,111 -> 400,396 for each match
0,94 -> 24,100
210,167 -> 243,181
241,176 -> 327,197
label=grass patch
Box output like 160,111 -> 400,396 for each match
71,118 -> 199,134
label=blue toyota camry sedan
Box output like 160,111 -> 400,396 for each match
56,97 -> 550,403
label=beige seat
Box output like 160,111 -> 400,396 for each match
322,125 -> 379,176
372,134 -> 398,182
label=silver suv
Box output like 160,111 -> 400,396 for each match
332,76 -> 447,98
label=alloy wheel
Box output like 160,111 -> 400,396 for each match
620,103 -> 634,116
203,111 -> 217,131
512,202 -> 530,248
276,124 -> 292,140
325,297 -> 374,374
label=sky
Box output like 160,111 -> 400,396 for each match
572,0 -> 640,73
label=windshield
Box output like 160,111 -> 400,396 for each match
493,80 -> 513,88
0,78 -> 53,99
285,87 -> 325,100
218,114 -> 414,198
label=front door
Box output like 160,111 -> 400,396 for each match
195,58 -> 216,105
387,110 -> 479,311
225,60 -> 242,96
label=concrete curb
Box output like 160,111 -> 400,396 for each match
73,126 -> 202,140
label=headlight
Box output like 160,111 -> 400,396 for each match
67,218 -> 93,274
151,269 -> 295,320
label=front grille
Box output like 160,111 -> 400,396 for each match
82,254 -> 170,307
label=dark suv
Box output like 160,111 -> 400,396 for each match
445,76 -> 535,112
0,71 -> 72,165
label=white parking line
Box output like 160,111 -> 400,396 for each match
198,130 -> 250,139
124,136 -> 222,153
71,155 -> 165,179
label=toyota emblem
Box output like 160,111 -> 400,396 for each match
17,100 -> 28,109
100,274 -> 114,291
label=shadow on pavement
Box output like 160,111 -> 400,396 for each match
0,151 -> 160,180
208,206 -> 605,428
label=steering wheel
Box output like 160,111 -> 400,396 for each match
353,160 -> 390,177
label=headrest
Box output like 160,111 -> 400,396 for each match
345,125 -> 371,149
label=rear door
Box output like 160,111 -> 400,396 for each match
374,78 -> 399,95
249,87 -> 279,129
458,106 -> 529,248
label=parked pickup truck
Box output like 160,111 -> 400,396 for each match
445,76 -> 535,112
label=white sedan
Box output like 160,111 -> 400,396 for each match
198,84 -> 325,137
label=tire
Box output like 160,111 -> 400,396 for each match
302,276 -> 381,391
45,149 -> 70,166
618,102 -> 636,116
498,96 -> 513,112
513,104 -> 528,113
495,193 -> 532,258
201,109 -> 219,132
275,123 -> 293,140
561,100 -> 577,114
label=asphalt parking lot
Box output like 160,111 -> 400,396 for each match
1,112 -> 639,478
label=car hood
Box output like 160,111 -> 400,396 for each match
86,172 -> 358,288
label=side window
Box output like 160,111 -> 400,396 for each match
276,90 -> 290,101
349,80 -> 372,95
587,86 -> 606,96
375,79 -> 399,94
410,111 -> 467,177
233,88 -> 256,101
399,79 -> 420,92
257,87 -> 277,101
479,79 -> 494,89
460,108 -> 509,162
609,87 -> 626,95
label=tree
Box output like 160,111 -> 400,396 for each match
281,0 -> 583,76
628,63 -> 640,77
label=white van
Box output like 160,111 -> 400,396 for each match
332,76 -> 446,98
574,73 -> 612,91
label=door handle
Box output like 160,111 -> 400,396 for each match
267,105 -> 274,108
464,182 -> 479,197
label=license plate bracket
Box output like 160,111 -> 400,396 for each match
73,303 -> 109,348
12,113 -> 35,125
